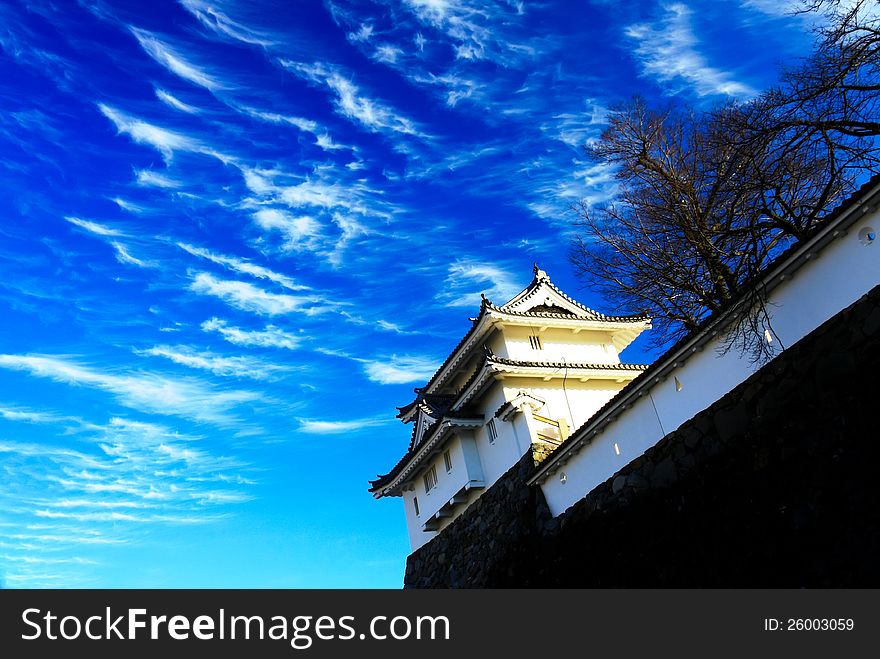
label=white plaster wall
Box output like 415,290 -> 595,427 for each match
403,433 -> 483,550
486,330 -> 508,358
540,216 -> 880,517
402,487 -> 427,550
509,380 -> 628,431
474,383 -> 530,485
502,326 -> 619,364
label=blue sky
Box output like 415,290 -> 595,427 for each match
0,0 -> 814,588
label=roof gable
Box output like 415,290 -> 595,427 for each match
500,265 -> 599,317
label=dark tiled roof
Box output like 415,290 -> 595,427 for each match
531,173 -> 880,482
405,300 -> 492,401
369,415 -> 484,492
526,304 -> 576,315
397,393 -> 455,420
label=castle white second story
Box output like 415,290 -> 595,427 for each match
370,265 -> 651,551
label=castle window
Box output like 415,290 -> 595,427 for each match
487,419 -> 498,443
423,465 -> 438,493
529,335 -> 543,350
443,449 -> 452,473
413,496 -> 420,516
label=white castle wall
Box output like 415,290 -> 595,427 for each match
540,211 -> 880,517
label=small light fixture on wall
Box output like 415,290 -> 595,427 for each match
858,226 -> 876,246
613,442 -> 621,456
674,376 -> 683,392
559,472 -> 567,484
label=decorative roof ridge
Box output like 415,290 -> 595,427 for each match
485,301 -> 650,323
493,390 -> 547,420
487,354 -> 650,371
499,263 -> 602,318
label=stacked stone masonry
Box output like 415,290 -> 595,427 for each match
404,284 -> 880,587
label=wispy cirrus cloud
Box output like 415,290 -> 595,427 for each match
251,207 -> 323,253
362,355 -> 439,385
155,88 -> 201,114
111,241 -> 154,268
435,260 -> 521,307
110,197 -> 145,214
65,216 -> 155,268
98,104 -> 229,163
177,242 -> 308,291
0,354 -> 260,425
0,406 -> 257,586
179,0 -> 275,46
237,106 -> 348,152
625,3 -> 755,98
201,317 -> 303,350
130,27 -> 225,91
280,60 -> 426,138
65,216 -> 124,237
135,344 -> 288,380
189,272 -> 326,316
136,169 -> 183,188
0,405 -> 86,428
297,417 -> 389,434
240,165 -> 393,265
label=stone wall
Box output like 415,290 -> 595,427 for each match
404,284 -> 880,588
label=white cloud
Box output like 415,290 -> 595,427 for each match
625,3 -> 755,98
238,106 -> 319,134
99,105 -> 206,162
189,272 -> 323,316
136,169 -> 183,188
155,88 -> 200,113
328,212 -> 370,266
281,60 -> 424,137
111,242 -> 153,268
201,318 -> 302,350
241,166 -> 394,264
136,345 -> 287,380
740,0 -> 803,18
348,23 -> 375,42
400,0 -> 502,62
131,27 -> 224,90
0,354 -> 259,425
251,208 -> 323,253
362,355 -> 439,384
0,403 -> 256,586
0,406 -> 79,426
314,133 -> 346,151
411,71 -> 479,107
544,100 -> 609,148
65,216 -> 124,237
177,242 -> 307,290
436,261 -> 521,307
373,44 -> 403,64
110,197 -> 144,213
297,417 -> 388,434
279,178 -> 351,209
179,0 -> 274,46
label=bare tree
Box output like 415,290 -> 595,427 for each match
571,0 -> 880,359
776,0 -> 880,139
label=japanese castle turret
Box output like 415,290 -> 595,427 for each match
369,265 -> 652,551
